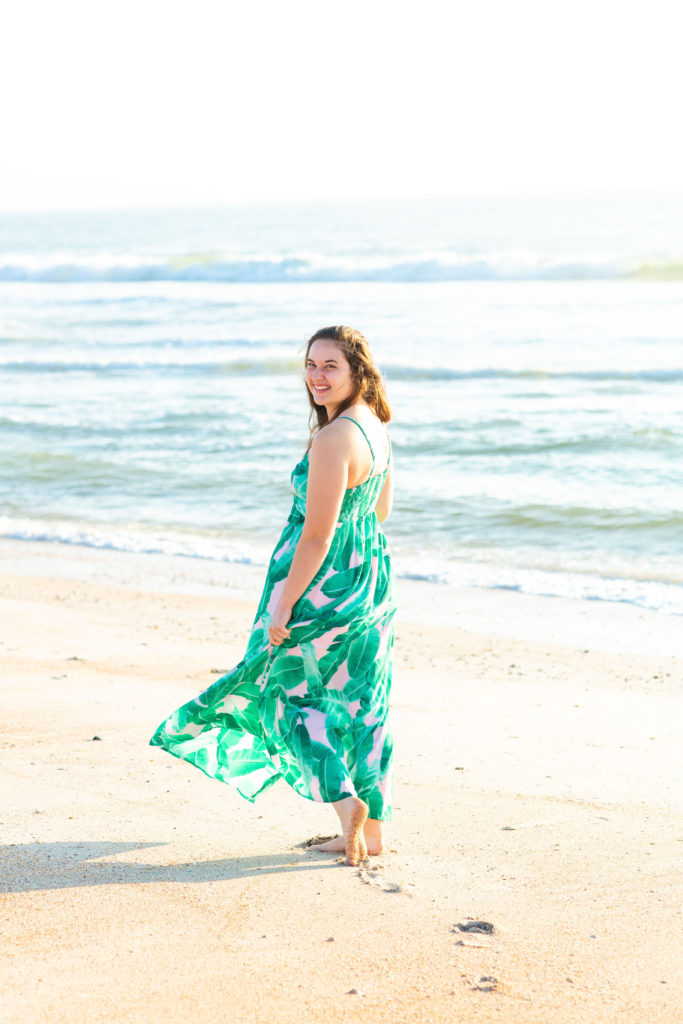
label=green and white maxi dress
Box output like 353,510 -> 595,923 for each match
150,417 -> 395,820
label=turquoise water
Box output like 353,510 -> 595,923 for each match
1,199 -> 682,613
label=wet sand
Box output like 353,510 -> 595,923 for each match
1,538 -> 682,1023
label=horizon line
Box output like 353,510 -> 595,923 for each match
2,188 -> 683,217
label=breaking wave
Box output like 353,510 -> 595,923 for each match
2,250 -> 682,283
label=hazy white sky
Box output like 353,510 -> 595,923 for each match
1,0 -> 681,211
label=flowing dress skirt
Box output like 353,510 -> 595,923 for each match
150,450 -> 395,819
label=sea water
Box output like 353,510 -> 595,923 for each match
1,198 -> 682,614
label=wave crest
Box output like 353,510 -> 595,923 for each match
2,250 -> 679,283
2,356 -> 681,384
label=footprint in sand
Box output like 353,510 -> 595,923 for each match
356,860 -> 404,894
300,836 -> 405,893
297,834 -> 340,849
472,975 -> 499,992
455,920 -> 495,935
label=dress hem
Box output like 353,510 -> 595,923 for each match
148,736 -> 392,820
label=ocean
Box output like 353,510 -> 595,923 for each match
1,197 -> 682,615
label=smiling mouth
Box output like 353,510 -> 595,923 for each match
313,385 -> 331,392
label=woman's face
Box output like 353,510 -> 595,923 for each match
305,340 -> 355,412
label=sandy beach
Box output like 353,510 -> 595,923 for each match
2,537 -> 682,1024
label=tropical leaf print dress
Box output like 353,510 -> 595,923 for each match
149,417 -> 395,820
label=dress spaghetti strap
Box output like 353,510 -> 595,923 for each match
337,415 -> 376,476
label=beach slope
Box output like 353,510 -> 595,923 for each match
1,540 -> 681,1024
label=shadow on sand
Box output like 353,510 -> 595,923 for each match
0,841 -> 337,893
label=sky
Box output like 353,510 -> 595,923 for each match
1,0 -> 682,211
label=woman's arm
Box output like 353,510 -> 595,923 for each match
268,428 -> 349,645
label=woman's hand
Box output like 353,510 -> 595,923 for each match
268,603 -> 292,646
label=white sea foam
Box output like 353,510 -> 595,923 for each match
1,518 -> 681,617
0,517 -> 269,568
399,557 -> 683,617
0,249 -> 659,283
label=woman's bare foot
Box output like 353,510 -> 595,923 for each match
309,817 -> 384,856
308,835 -> 346,853
362,817 -> 384,856
333,796 -> 369,865
343,798 -> 368,865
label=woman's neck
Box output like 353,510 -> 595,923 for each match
334,400 -> 369,419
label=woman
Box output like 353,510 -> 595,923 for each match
150,325 -> 395,866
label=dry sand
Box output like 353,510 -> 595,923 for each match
1,538 -> 682,1024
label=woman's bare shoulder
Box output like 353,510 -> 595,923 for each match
307,425 -> 352,472
312,417 -> 358,450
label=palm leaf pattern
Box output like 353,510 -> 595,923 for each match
150,433 -> 395,820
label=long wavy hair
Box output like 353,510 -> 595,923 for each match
304,325 -> 391,445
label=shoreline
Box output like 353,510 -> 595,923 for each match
1,535 -> 682,659
2,525 -> 681,621
2,536 -> 682,1022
